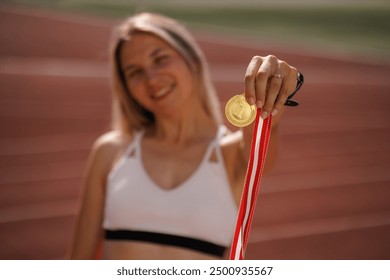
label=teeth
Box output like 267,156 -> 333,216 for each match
153,86 -> 172,99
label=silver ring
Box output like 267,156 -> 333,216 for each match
272,74 -> 283,79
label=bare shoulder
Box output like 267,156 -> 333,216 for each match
92,130 -> 127,153
87,130 -> 132,179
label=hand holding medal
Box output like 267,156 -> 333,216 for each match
225,56 -> 304,128
226,56 -> 304,260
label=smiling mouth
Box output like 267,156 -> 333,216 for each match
151,84 -> 174,100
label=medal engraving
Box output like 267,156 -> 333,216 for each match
225,94 -> 257,127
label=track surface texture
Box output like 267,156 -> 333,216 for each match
0,5 -> 389,259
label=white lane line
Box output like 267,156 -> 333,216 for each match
0,199 -> 79,223
0,56 -> 109,78
1,56 -> 389,85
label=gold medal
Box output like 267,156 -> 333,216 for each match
225,94 -> 257,127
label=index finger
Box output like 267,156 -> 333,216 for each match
244,56 -> 262,105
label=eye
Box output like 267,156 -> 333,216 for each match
127,68 -> 143,79
155,55 -> 169,65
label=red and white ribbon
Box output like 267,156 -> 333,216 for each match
229,109 -> 272,260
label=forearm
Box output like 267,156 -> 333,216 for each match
68,209 -> 103,260
68,172 -> 106,260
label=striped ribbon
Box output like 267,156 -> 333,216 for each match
229,109 -> 272,260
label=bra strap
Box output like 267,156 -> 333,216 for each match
203,125 -> 227,162
123,130 -> 144,157
214,125 -> 227,162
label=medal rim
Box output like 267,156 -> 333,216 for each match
225,94 -> 257,127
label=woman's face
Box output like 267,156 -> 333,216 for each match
120,32 -> 195,118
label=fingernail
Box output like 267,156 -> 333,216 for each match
247,97 -> 255,105
271,108 -> 278,116
256,100 -> 263,108
261,111 -> 269,119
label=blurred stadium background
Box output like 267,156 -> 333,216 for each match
0,0 -> 389,259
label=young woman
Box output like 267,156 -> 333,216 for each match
69,12 -> 301,260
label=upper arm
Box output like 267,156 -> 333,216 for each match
69,131 -> 124,259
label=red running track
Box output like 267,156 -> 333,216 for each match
0,5 -> 390,260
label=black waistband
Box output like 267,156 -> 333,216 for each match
105,229 -> 226,258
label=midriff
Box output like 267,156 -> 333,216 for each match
102,240 -> 222,260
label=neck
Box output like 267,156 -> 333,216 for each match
151,98 -> 217,145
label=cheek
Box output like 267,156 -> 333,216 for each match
127,76 -> 142,92
177,66 -> 195,94
127,81 -> 151,107
127,77 -> 145,97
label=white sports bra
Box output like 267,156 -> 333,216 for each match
103,126 -> 238,257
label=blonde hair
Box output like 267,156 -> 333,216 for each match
109,12 -> 222,135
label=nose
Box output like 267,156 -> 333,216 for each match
145,68 -> 159,85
